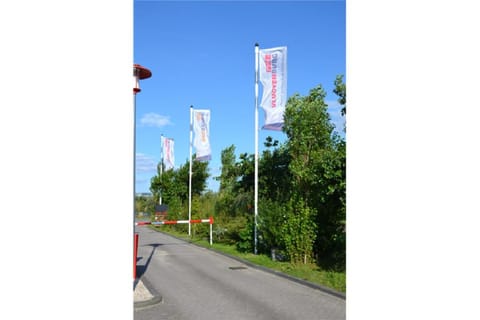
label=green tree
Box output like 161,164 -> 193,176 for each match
214,145 -> 238,217
255,138 -> 293,255
283,84 -> 345,269
233,152 -> 255,216
215,145 -> 237,194
259,137 -> 291,203
150,156 -> 210,217
176,156 -> 210,198
333,74 -> 346,116
313,137 -> 346,270
134,195 -> 156,217
284,85 -> 335,203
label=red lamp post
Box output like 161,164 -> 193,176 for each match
133,64 -> 151,280
133,64 -> 152,94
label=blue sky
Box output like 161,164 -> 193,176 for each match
134,0 -> 346,193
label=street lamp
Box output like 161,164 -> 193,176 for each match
133,64 -> 151,281
133,63 -> 152,94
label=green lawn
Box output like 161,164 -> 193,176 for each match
148,226 -> 346,293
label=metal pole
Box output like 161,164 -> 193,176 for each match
133,71 -> 139,280
134,93 -> 137,218
132,64 -> 151,280
254,43 -> 259,255
188,106 -> 193,236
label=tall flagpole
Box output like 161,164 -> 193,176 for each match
254,43 -> 259,255
188,105 -> 193,236
159,134 -> 163,205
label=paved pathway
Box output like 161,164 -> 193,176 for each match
134,226 -> 345,320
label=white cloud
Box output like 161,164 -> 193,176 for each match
139,113 -> 172,127
136,153 -> 157,172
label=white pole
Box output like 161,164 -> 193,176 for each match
160,134 -> 163,205
188,106 -> 193,236
254,43 -> 259,255
210,221 -> 213,246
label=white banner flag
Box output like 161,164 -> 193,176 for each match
259,46 -> 287,130
193,109 -> 211,161
162,136 -> 175,171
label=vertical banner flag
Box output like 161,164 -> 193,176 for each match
193,109 -> 211,161
162,136 -> 175,171
259,46 -> 287,130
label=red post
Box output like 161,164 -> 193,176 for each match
133,233 -> 139,279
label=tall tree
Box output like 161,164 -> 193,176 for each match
215,145 -> 237,194
282,84 -> 346,267
284,85 -> 335,203
259,137 -> 291,203
150,156 -> 209,206
214,145 -> 239,217
333,74 -> 346,116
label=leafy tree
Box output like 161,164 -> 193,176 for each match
284,85 -> 335,203
150,156 -> 210,217
176,156 -> 210,198
135,195 -> 156,217
313,137 -> 346,269
150,166 -> 179,205
214,145 -> 238,217
283,84 -> 345,269
233,152 -> 255,216
333,74 -> 346,116
236,152 -> 255,194
215,145 -> 237,193
259,138 -> 291,203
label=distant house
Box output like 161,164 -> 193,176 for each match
135,192 -> 153,198
154,204 -> 168,222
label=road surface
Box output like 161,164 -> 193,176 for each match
134,225 -> 345,320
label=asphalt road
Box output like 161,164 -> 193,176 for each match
134,225 -> 345,320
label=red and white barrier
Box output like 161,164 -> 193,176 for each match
135,216 -> 214,246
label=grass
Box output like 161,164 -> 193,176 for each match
148,225 -> 346,294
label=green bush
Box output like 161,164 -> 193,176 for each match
281,199 -> 317,264
213,215 -> 248,245
236,217 -> 254,252
257,199 -> 286,254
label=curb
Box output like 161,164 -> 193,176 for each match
207,246 -> 346,300
134,276 -> 163,310
151,228 -> 346,300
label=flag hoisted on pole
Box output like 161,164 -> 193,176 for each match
159,134 -> 164,205
254,44 -> 287,255
192,109 -> 212,161
259,46 -> 288,130
161,135 -> 175,171
160,135 -> 174,205
189,106 -> 211,236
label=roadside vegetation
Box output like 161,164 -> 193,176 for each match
136,76 -> 347,294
